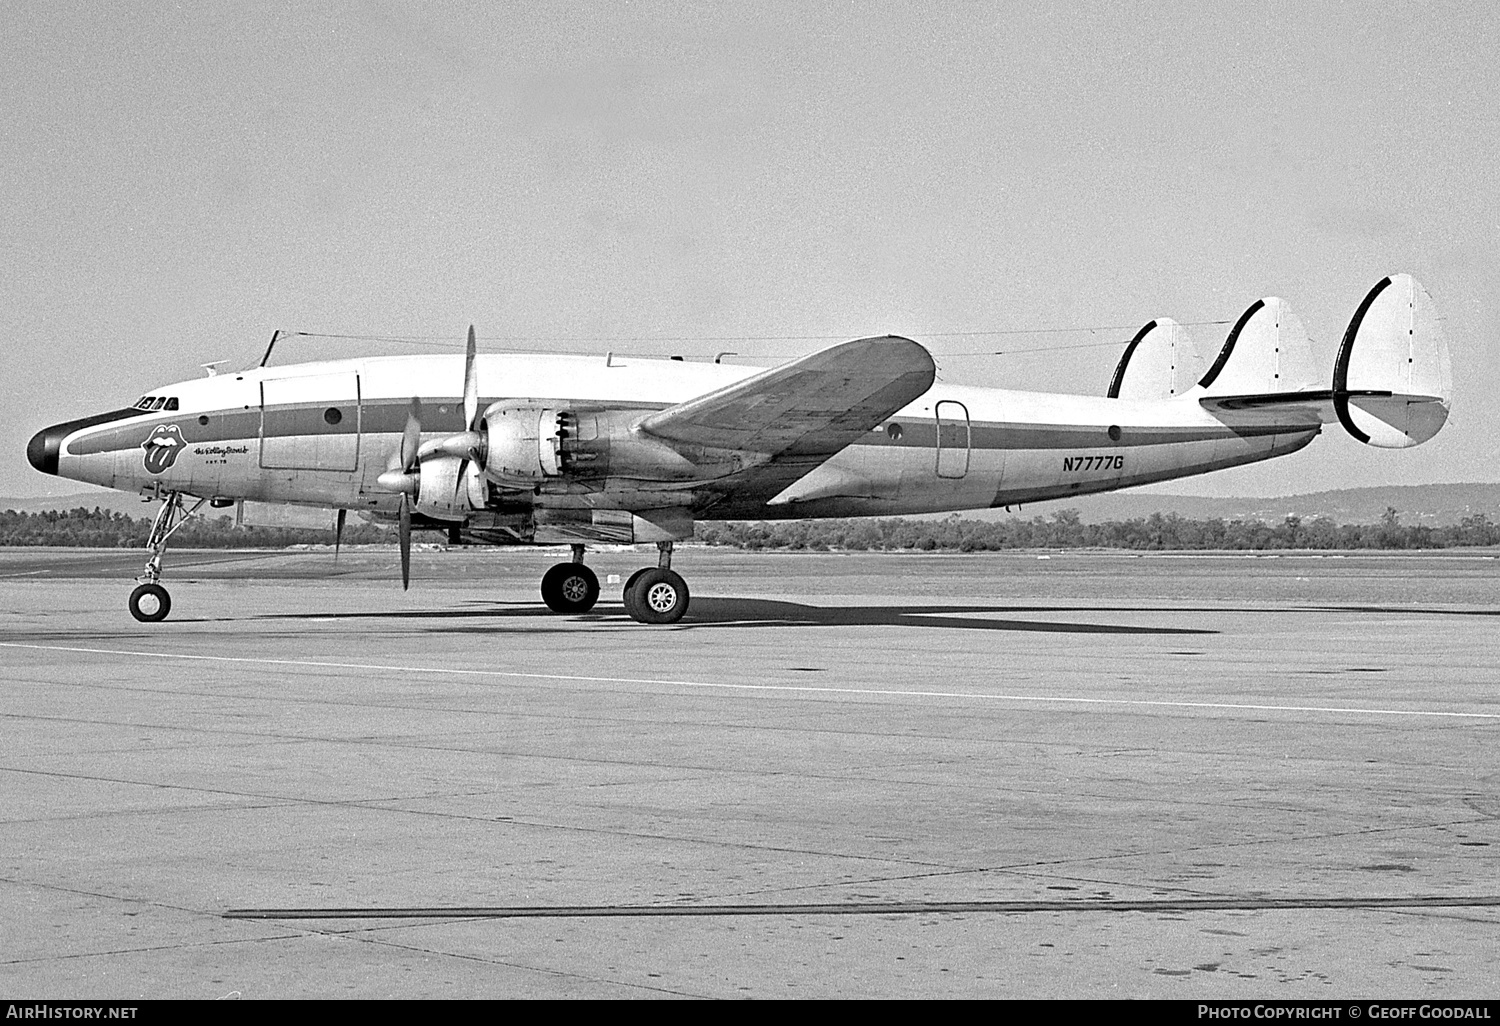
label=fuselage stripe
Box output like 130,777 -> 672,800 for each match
61,400 -> 1299,457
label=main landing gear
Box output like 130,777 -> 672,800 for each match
538,541 -> 690,624
539,545 -> 601,614
622,542 -> 690,625
128,491 -> 206,623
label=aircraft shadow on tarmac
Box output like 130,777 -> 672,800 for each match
251,597 -> 1217,635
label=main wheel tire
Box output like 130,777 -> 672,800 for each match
620,567 -> 650,619
624,568 -> 690,624
128,583 -> 171,623
540,562 -> 600,613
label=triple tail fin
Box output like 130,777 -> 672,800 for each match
1197,274 -> 1452,449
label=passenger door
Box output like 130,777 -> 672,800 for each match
935,400 -> 970,479
259,371 -> 361,472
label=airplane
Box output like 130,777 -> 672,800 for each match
26,273 -> 1451,625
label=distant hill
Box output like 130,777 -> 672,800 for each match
6,483 -> 1498,528
1008,483 -> 1500,526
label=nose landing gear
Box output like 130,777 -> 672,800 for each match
128,491 -> 206,623
128,582 -> 171,623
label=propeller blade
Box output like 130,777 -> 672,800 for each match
452,456 -> 469,508
401,398 -> 423,474
451,453 -> 486,509
333,507 -> 346,561
466,457 -> 487,508
463,326 -> 479,431
398,494 -> 412,590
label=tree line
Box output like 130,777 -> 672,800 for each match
3,505 -> 1498,551
695,507 -> 1500,552
0,507 -> 386,549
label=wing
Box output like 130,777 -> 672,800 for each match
639,335 -> 934,455
638,335 -> 935,510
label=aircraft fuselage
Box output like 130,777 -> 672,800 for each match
29,351 -> 1318,534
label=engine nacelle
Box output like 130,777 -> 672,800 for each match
481,404 -> 567,487
478,403 -> 728,490
412,455 -> 469,520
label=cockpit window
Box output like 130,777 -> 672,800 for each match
150,397 -> 166,411
134,395 -> 179,411
165,397 -> 179,410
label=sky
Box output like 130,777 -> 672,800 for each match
4,0 -> 1497,499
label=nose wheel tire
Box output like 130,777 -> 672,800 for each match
623,568 -> 689,624
540,562 -> 600,613
128,583 -> 172,623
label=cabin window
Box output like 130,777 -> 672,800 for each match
1108,425 -> 1122,442
886,423 -> 904,442
323,407 -> 343,426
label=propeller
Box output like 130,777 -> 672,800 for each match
333,507 -> 346,561
397,399 -> 421,589
401,396 -> 423,475
398,492 -> 412,590
463,325 -> 479,432
373,328 -> 487,590
371,398 -> 424,590
452,326 -> 487,509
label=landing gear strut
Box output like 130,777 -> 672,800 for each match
128,491 -> 206,623
540,544 -> 600,613
622,541 -> 690,625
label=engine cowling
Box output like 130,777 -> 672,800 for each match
411,455 -> 468,520
480,404 -> 568,487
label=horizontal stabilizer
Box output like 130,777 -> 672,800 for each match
1107,318 -> 1201,400
637,335 -> 935,459
1200,389 -> 1336,412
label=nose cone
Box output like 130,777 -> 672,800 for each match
27,424 -> 65,476
26,406 -> 142,478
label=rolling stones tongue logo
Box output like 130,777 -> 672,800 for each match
141,424 -> 186,475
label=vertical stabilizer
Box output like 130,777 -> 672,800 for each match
1197,296 -> 1320,396
1333,274 -> 1452,448
1107,318 -> 1203,399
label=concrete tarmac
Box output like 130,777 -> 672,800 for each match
1,546 -> 1497,998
